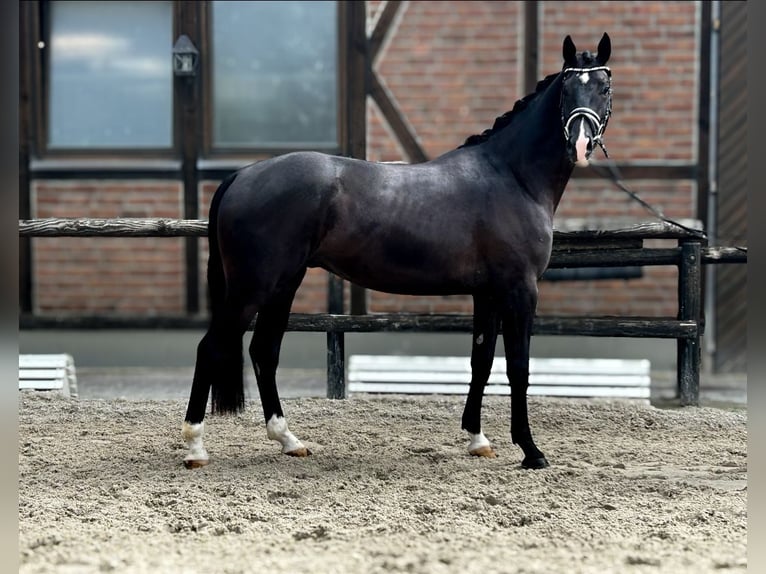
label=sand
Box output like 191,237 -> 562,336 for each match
19,392 -> 746,573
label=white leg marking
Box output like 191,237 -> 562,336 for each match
266,415 -> 307,454
468,431 -> 491,453
575,119 -> 590,167
181,422 -> 209,465
467,431 -> 496,457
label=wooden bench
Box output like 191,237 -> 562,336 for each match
19,354 -> 78,398
348,355 -> 650,402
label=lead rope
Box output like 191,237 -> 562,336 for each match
592,141 -> 709,240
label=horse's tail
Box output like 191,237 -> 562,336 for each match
206,172 -> 235,320
206,172 -> 245,415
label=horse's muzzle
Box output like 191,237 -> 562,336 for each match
565,118 -> 595,167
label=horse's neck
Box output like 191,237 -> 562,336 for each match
486,79 -> 573,212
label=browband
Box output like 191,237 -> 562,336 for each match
562,66 -> 611,75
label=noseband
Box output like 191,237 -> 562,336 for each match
561,66 -> 612,150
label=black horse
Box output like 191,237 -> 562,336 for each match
182,34 -> 613,470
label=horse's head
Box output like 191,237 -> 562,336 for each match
560,33 -> 612,167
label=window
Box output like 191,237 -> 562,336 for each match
209,1 -> 338,149
47,0 -> 173,149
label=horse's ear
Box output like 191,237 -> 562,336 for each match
562,35 -> 577,66
597,33 -> 611,65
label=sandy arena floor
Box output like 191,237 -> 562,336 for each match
19,392 -> 746,573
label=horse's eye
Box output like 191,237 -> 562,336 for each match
601,85 -> 611,95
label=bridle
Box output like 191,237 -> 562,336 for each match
560,65 -> 612,155
558,65 -> 705,239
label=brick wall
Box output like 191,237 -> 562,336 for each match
27,1 -> 702,320
367,0 -> 522,162
32,181 -> 185,315
540,1 -> 698,161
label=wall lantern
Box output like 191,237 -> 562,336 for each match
172,34 -> 199,77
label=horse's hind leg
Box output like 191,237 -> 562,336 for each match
249,272 -> 310,456
461,294 -> 500,458
182,337 -> 213,468
182,297 -> 251,468
500,283 -> 549,469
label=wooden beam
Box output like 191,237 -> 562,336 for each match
548,248 -> 681,268
677,241 -> 703,405
17,218 -> 709,240
19,312 -> 700,339
573,162 -> 697,180
23,159 -> 697,183
701,246 -> 747,264
365,2 -> 427,164
523,1 -> 539,94
176,2 -> 202,314
289,314 -> 699,338
340,0 -> 369,315
369,1 -> 404,64
19,2 -> 34,313
369,72 -> 428,163
696,0 -> 712,228
341,0 -> 368,162
19,218 -> 209,237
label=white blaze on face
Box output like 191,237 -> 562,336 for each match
574,118 -> 591,167
579,72 -> 590,85
266,415 -> 306,454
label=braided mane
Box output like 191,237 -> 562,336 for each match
458,50 -> 607,149
458,72 -> 561,149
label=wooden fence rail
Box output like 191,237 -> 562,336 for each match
19,217 -> 748,405
18,217 -> 745,264
14,217 -> 712,239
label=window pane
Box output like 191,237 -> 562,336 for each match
48,1 -> 173,149
211,1 -> 338,148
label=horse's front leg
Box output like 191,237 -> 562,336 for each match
461,295 -> 500,458
501,286 -> 549,469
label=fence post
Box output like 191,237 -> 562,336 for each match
677,240 -> 702,405
326,275 -> 346,399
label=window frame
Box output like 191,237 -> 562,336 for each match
26,0 -> 348,169
31,0 -> 181,161
199,0 -> 344,161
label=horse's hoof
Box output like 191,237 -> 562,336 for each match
521,456 -> 549,469
469,446 -> 497,458
183,458 -> 210,469
284,447 -> 312,457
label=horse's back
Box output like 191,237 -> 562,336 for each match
223,151 -> 337,207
